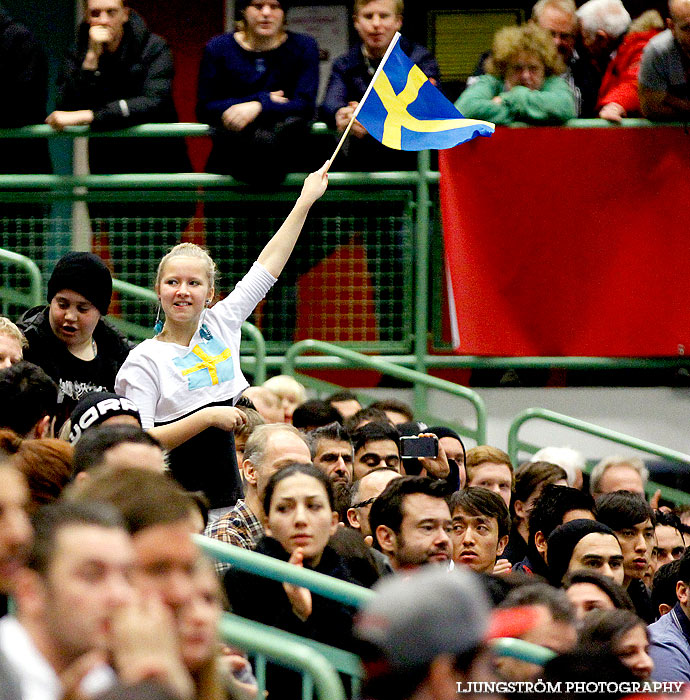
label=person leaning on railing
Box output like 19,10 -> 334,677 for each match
456,23 -> 576,125
45,0 -> 190,175
197,0 -> 318,185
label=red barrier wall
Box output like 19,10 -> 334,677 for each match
440,126 -> 690,357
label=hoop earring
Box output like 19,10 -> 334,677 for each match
153,305 -> 163,335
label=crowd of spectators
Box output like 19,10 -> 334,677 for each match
2,0 -> 690,698
3,0 -> 690,186
0,295 -> 688,698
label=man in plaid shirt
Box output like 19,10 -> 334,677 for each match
204,423 -> 311,573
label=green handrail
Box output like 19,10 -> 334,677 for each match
507,407 -> 690,504
3,123 -> 690,376
194,534 -> 375,609
490,638 -> 556,665
282,339 -> 487,445
0,118 -> 678,141
223,613 -> 363,680
218,613 -> 348,700
109,280 -> 266,382
0,248 -> 43,309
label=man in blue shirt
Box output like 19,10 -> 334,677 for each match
320,0 -> 439,171
648,549 -> 690,681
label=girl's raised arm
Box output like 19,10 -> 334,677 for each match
257,161 -> 329,278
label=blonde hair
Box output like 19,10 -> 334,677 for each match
262,375 -> 307,404
155,243 -> 216,291
0,317 -> 27,349
488,23 -> 565,78
466,445 -> 515,486
354,0 -> 403,15
629,9 -> 663,33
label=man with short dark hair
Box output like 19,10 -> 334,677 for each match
596,490 -> 656,622
351,422 -> 401,480
648,549 -> 690,680
326,391 -> 361,420
0,501 -> 135,700
347,467 -> 401,539
307,422 -> 353,519
307,422 -> 353,485
449,488 -> 510,575
0,361 -> 57,438
369,399 -> 414,425
291,400 -> 342,431
515,483 -> 595,578
205,424 -> 311,572
369,476 -> 452,571
72,424 -> 166,477
654,510 -> 686,572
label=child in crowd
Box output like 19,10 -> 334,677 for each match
18,252 -> 131,425
115,164 -> 329,514
262,374 -> 306,423
0,317 -> 26,369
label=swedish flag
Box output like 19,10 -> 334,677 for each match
355,34 -> 495,151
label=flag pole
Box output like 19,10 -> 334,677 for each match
326,32 -> 402,172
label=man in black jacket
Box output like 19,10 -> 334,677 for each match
46,0 -> 191,314
45,0 -> 188,174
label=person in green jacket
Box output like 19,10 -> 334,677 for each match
456,23 -> 576,125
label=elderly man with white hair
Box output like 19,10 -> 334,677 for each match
577,0 -> 632,73
590,455 -> 649,497
530,445 -> 586,490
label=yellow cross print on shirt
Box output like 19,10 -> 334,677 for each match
181,344 -> 232,385
372,63 -> 489,149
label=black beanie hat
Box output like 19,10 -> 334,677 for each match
47,252 -> 112,316
236,0 -> 290,17
547,519 -> 619,585
68,391 -> 142,444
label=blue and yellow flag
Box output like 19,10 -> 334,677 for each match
355,34 -> 494,151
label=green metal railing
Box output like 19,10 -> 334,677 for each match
194,534 -> 374,608
2,121 -> 689,379
0,248 -> 42,310
219,613 -> 349,700
196,534 -> 367,699
282,339 -> 487,443
507,407 -> 690,504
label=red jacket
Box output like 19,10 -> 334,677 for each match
597,29 -> 662,115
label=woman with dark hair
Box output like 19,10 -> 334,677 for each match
563,570 -> 634,620
577,609 -> 654,680
504,460 -> 567,564
224,462 -> 356,698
